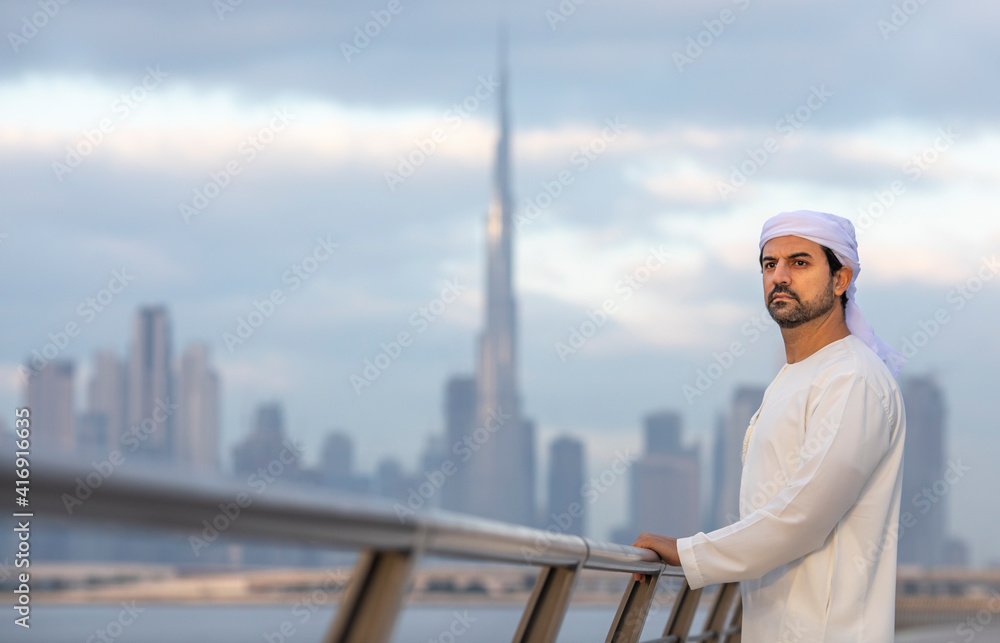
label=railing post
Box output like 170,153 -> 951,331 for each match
661,577 -> 703,641
723,592 -> 743,643
605,571 -> 662,643
511,564 -> 580,643
324,547 -> 419,643
699,581 -> 741,642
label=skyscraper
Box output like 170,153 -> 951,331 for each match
232,402 -> 299,477
630,411 -> 701,538
318,430 -> 368,493
467,32 -> 535,527
76,411 -> 109,453
128,306 -> 173,461
176,342 -> 220,470
710,385 -> 765,530
442,375 -> 476,514
321,431 -> 353,479
645,411 -> 683,456
898,375 -> 946,566
87,349 -> 127,448
25,360 -> 75,455
547,436 -> 586,536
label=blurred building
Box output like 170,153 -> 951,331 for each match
318,430 -> 369,494
176,342 -> 220,471
87,349 -> 127,447
442,375 -> 476,514
943,537 -> 969,567
629,411 -> 701,538
24,359 -> 75,455
128,306 -> 174,461
898,376 -> 947,566
547,436 -> 586,537
76,411 -> 109,453
466,50 -> 536,529
232,402 -> 299,477
710,385 -> 765,530
374,458 -> 410,502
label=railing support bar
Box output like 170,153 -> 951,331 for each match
605,571 -> 663,643
662,577 -> 703,641
700,582 -> 741,643
723,593 -> 742,643
511,564 -> 580,643
324,547 -> 418,643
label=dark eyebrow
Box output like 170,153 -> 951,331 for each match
760,252 -> 814,265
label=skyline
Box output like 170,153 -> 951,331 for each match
1,0 -> 998,565
8,298 -> 972,571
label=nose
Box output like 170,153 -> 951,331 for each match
772,259 -> 792,286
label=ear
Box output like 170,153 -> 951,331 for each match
834,265 -> 853,296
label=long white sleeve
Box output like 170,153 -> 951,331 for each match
677,371 -> 894,589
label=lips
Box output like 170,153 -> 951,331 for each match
771,294 -> 795,302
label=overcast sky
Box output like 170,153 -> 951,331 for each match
2,0 -> 998,563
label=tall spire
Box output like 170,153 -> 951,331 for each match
468,25 -> 534,527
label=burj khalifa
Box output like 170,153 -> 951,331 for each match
466,33 -> 536,528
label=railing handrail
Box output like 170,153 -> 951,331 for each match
5,454 -> 744,643
2,454 -> 675,576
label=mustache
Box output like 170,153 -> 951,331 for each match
769,287 -> 798,301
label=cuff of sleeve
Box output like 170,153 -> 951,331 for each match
676,535 -> 706,590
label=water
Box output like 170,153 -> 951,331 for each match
0,603 -> 679,642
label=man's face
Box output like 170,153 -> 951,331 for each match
760,236 -> 841,329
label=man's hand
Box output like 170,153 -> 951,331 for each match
630,532 -> 680,582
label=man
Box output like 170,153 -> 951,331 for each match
633,210 -> 907,642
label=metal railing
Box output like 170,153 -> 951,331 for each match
3,456 -> 742,643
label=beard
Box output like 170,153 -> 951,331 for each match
767,278 -> 837,329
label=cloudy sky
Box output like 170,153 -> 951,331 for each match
1,1 -> 998,563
